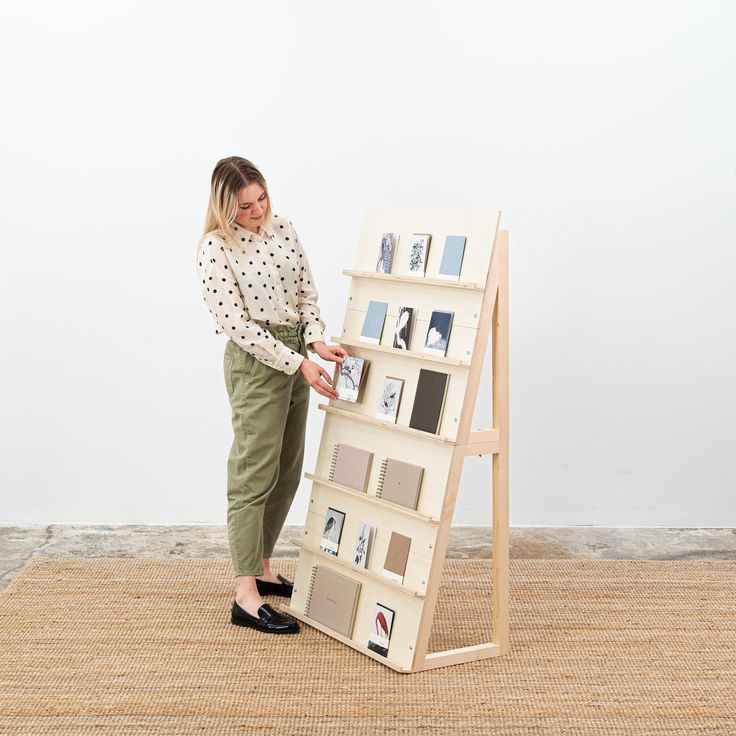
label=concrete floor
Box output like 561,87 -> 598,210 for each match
1,525 -> 734,592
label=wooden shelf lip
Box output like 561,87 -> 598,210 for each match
290,538 -> 426,599
466,428 -> 501,444
279,604 -> 411,673
343,269 -> 485,291
318,404 -> 457,444
330,335 -> 471,368
305,472 -> 441,523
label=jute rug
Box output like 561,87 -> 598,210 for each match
0,558 -> 733,735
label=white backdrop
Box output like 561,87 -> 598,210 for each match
1,1 -> 733,526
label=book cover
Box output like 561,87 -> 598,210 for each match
333,356 -> 369,403
320,507 -> 346,556
423,310 -> 454,357
408,369 -> 450,434
379,458 -> 424,510
360,301 -> 388,344
375,232 -> 397,274
306,565 -> 361,638
405,234 -> 431,277
352,521 -> 374,568
367,602 -> 395,657
329,444 -> 373,492
392,306 -> 414,350
438,235 -> 467,280
382,531 -> 412,584
375,376 -> 404,423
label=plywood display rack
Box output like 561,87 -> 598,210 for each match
281,208 -> 509,673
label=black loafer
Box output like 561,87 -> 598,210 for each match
255,573 -> 294,598
231,600 -> 299,634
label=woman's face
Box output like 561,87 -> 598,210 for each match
233,183 -> 268,232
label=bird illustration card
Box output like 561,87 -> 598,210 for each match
405,233 -> 431,277
375,232 -> 397,274
352,521 -> 374,568
320,507 -> 346,556
333,356 -> 369,403
392,306 -> 414,350
423,310 -> 454,357
375,376 -> 404,423
367,603 -> 395,657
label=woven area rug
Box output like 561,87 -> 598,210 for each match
0,558 -> 734,735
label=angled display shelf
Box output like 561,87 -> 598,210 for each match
280,207 -> 510,673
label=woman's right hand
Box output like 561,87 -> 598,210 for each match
299,358 -> 339,400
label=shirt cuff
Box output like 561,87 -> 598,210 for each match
304,324 -> 325,352
267,342 -> 306,375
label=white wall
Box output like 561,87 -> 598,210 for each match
1,1 -> 733,527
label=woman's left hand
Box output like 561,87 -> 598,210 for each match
311,341 -> 348,366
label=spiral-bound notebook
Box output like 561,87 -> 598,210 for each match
377,459 -> 424,510
329,444 -> 373,492
306,565 -> 361,638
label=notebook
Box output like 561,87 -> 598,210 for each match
333,356 -> 369,402
438,235 -> 467,280
329,444 -> 373,492
320,507 -> 346,556
382,532 -> 412,584
375,376 -> 404,423
393,306 -> 414,350
367,602 -> 395,658
352,521 -> 374,568
423,310 -> 454,357
377,458 -> 424,510
408,369 -> 450,434
306,565 -> 361,637
405,233 -> 431,277
360,301 -> 388,344
375,232 -> 397,274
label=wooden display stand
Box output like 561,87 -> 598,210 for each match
280,208 -> 509,673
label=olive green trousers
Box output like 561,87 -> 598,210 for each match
223,323 -> 310,576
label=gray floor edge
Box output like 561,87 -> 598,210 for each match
1,525 -> 734,592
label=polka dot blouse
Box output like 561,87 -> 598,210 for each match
196,213 -> 326,375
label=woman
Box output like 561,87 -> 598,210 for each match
196,156 -> 347,634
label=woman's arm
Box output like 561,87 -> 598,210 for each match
197,234 -> 305,375
288,220 -> 327,352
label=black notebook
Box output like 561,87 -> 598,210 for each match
408,369 -> 449,434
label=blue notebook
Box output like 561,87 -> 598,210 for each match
360,301 -> 388,344
438,235 -> 467,280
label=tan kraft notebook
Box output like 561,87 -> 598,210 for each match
382,532 -> 412,584
329,444 -> 374,492
306,565 -> 361,637
377,459 -> 424,510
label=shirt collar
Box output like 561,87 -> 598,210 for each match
229,213 -> 277,242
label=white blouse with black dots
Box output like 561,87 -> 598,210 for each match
196,213 -> 326,375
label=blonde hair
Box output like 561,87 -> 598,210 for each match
202,156 -> 272,247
